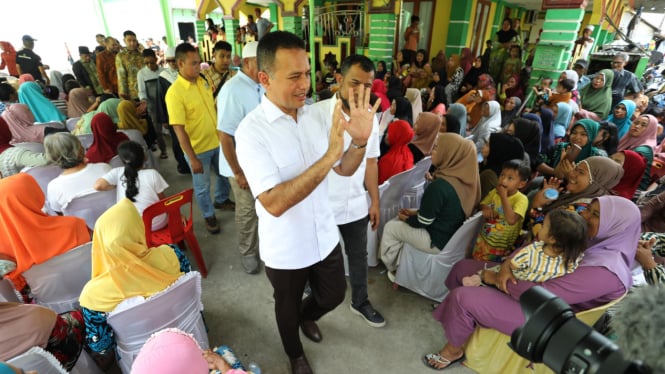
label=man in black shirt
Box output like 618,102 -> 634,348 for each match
611,52 -> 642,108
15,35 -> 49,85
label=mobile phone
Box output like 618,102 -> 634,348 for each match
565,144 -> 582,162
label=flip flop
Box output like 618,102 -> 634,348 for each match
422,353 -> 465,371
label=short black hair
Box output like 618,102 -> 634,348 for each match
545,209 -> 587,269
213,41 -> 232,53
123,30 -> 136,38
339,54 -> 375,76
502,159 -> 530,181
142,49 -> 156,58
175,42 -> 198,62
410,16 -> 420,23
96,34 -> 105,38
257,31 -> 305,75
542,77 -> 553,85
43,85 -> 59,100
558,78 -> 575,92
63,80 -> 81,94
0,83 -> 17,101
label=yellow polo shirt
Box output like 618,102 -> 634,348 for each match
165,74 -> 219,154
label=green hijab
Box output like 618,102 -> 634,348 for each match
633,145 -> 654,190
552,119 -> 601,168
73,98 -> 121,135
579,69 -> 614,119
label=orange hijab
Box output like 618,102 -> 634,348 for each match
0,174 -> 89,289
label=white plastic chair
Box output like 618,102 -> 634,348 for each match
22,242 -> 92,314
14,142 -> 45,153
119,129 -> 155,169
400,156 -> 433,209
363,182 -> 390,267
8,346 -> 68,374
376,167 -> 416,241
0,277 -> 21,302
66,117 -> 80,132
22,164 -> 62,197
62,190 -> 116,229
107,271 -> 209,374
394,212 -> 484,302
109,155 -> 123,168
77,134 -> 94,150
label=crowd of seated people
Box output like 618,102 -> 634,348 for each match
3,22 -> 665,374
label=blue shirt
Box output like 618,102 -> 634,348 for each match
216,70 -> 264,176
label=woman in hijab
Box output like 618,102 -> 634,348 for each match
544,119 -> 603,179
0,117 -> 48,177
578,69 -> 614,121
117,100 -> 148,134
611,150 -> 647,200
444,55 -> 464,105
618,114 -> 658,152
1,103 -> 49,143
426,196 -> 638,370
67,88 -> 94,119
456,73 -> 496,129
380,133 -> 480,280
460,48 -> 474,75
560,69 -> 580,101
506,117 -> 541,172
378,120 -> 414,184
500,74 -> 524,103
49,71 -> 65,100
79,198 -> 190,367
469,100 -> 501,152
85,113 -> 129,164
17,81 -> 66,123
606,100 -> 636,139
552,102 -> 573,140
500,96 -> 521,129
430,50 -> 447,76
0,173 -> 90,292
478,132 -> 525,197
459,57 -> 487,96
72,98 -> 121,135
446,103 -> 467,137
0,303 -> 85,370
408,112 -> 441,163
427,84 -> 447,115
371,79 -> 391,113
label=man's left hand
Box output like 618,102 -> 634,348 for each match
342,86 -> 381,145
369,202 -> 380,231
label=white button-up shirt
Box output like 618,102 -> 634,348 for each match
310,96 -> 380,225
235,97 -> 339,269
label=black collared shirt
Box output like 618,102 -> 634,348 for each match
16,48 -> 43,82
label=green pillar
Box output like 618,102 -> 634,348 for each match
269,3 -> 279,26
282,16 -> 303,35
445,0 -> 474,56
310,0 -> 316,99
490,1 -> 505,40
367,13 -> 397,68
224,18 -> 240,57
529,8 -> 584,92
94,0 -> 110,36
159,0 -> 176,47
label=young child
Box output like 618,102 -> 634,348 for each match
545,78 -> 575,107
471,160 -> 530,262
464,209 -> 587,286
531,77 -> 553,109
93,140 -> 169,230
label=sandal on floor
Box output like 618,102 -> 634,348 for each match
422,353 -> 465,370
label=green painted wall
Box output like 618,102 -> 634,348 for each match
282,16 -> 303,35
367,13 -> 397,68
445,0 -> 473,55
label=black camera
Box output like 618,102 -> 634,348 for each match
510,286 -> 648,374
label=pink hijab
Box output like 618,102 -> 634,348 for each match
132,328 -> 208,374
18,74 -> 34,86
1,103 -> 43,143
618,114 -> 658,152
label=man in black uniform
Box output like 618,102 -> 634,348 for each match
15,35 -> 49,85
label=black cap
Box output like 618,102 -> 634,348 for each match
78,46 -> 91,55
574,59 -> 588,69
22,35 -> 36,42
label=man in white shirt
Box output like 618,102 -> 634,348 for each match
235,31 -> 380,374
217,42 -> 264,274
254,8 -> 274,40
312,55 -> 384,328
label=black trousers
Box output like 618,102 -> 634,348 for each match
265,245 -> 346,358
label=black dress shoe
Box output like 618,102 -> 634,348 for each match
290,355 -> 313,374
300,320 -> 322,342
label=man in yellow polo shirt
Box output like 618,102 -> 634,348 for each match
165,43 -> 225,233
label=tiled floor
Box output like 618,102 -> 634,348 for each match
153,136 -> 476,374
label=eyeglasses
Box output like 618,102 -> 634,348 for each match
634,120 -> 649,127
611,61 -> 624,65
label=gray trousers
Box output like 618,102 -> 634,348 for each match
339,216 -> 370,307
229,176 -> 259,257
